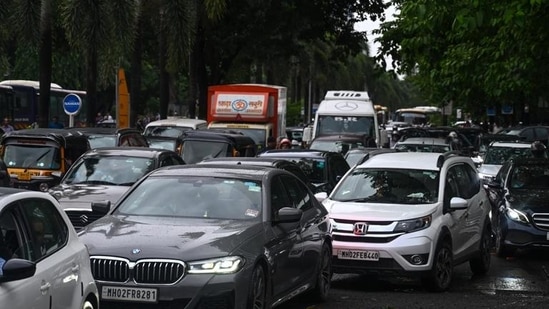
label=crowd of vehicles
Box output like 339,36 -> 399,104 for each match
0,82 -> 548,307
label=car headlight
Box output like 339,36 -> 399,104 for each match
394,215 -> 432,233
187,256 -> 245,274
506,208 -> 529,224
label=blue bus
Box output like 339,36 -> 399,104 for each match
0,80 -> 87,129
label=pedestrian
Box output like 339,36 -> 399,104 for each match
278,138 -> 292,149
1,118 -> 14,133
259,136 -> 277,153
95,112 -> 103,125
48,116 -> 64,129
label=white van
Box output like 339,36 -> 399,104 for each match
304,91 -> 387,147
143,118 -> 208,137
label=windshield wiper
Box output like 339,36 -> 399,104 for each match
337,197 -> 375,202
23,149 -> 52,168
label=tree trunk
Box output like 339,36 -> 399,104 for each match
130,16 -> 143,127
38,0 -> 53,128
159,23 -> 169,120
86,48 -> 98,127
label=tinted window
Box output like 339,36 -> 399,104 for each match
281,175 -> 313,212
271,176 -> 291,216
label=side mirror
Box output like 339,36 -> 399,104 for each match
91,200 -> 111,215
314,192 -> 328,203
449,197 -> 468,210
0,258 -> 36,282
302,127 -> 313,143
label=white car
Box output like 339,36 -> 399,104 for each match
477,141 -> 532,181
0,188 -> 98,309
323,151 -> 492,292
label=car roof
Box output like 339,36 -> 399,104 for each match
489,141 -> 532,148
81,147 -> 178,158
145,118 -> 207,127
396,137 -> 448,145
69,127 -> 142,135
509,157 -> 549,166
147,164 -> 279,181
258,149 -> 334,159
199,157 -> 295,166
311,134 -> 368,142
357,152 -> 461,170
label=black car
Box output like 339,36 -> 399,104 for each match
70,127 -> 149,149
257,149 -> 350,194
48,147 -> 184,229
501,125 -> 549,145
180,130 -> 257,164
198,156 -> 317,193
78,164 -> 332,308
485,157 -> 549,257
308,134 -> 377,155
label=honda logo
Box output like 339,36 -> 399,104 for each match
353,222 -> 368,235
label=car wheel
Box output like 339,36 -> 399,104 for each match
247,264 -> 267,309
82,300 -> 95,309
495,223 -> 515,258
307,243 -> 332,302
422,240 -> 453,292
469,223 -> 491,275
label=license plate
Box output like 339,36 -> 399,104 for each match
338,249 -> 380,261
19,173 -> 31,181
101,286 -> 158,303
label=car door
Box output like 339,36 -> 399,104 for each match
267,175 -> 304,298
0,198 -> 79,309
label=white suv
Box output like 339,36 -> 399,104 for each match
323,151 -> 492,291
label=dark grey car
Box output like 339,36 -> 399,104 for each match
78,164 -> 332,308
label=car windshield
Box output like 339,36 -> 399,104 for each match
87,135 -> 116,148
182,140 -> 230,164
483,147 -> 532,165
345,152 -> 368,166
148,139 -> 178,151
64,156 -> 155,186
509,165 -> 549,190
310,140 -> 365,154
3,144 -> 61,170
223,128 -> 265,146
317,115 -> 375,137
144,126 -> 192,138
114,176 -> 262,220
331,168 -> 439,204
394,143 -> 450,153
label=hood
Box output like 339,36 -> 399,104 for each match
477,164 -> 501,177
506,189 -> 549,213
78,215 -> 263,261
324,198 -> 438,221
49,184 -> 131,209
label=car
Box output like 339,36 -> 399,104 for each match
257,149 -> 351,194
323,151 -> 492,292
309,134 -> 377,155
142,118 -> 208,137
70,127 -> 150,149
198,156 -> 317,193
343,147 -> 380,167
393,137 -> 453,153
78,164 -> 332,308
501,125 -> 549,145
477,141 -> 533,182
144,135 -> 182,152
485,157 -> 549,257
0,188 -> 99,308
180,130 -> 258,164
48,147 -> 185,229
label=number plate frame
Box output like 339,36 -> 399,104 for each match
337,249 -> 380,261
101,286 -> 158,303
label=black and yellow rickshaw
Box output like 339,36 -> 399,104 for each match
179,129 -> 257,164
0,128 -> 90,191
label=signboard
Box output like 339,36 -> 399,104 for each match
486,107 -> 496,116
63,93 -> 82,116
212,92 -> 269,119
501,105 -> 514,115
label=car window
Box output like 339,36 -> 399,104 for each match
160,154 -> 183,166
463,163 -> 481,196
444,168 -> 460,208
17,199 -> 68,262
270,176 -> 291,216
0,210 -> 20,267
521,128 -> 535,140
449,164 -> 475,199
535,127 -> 549,140
280,174 -> 314,212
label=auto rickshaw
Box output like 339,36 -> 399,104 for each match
179,130 -> 257,164
0,128 -> 91,191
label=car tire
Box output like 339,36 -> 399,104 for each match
495,223 -> 515,258
422,240 -> 453,292
469,222 -> 491,275
82,300 -> 95,309
247,264 -> 267,309
307,243 -> 332,302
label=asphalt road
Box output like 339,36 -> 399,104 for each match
285,248 -> 549,308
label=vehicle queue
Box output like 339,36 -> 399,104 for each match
0,91 -> 548,308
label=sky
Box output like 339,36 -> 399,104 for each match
354,5 -> 398,70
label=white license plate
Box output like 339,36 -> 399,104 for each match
101,286 -> 158,303
338,249 -> 380,261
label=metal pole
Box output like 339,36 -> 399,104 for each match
307,79 -> 312,123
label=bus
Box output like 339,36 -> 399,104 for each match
0,80 -> 87,129
392,106 -> 442,126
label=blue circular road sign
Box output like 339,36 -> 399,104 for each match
63,93 -> 82,116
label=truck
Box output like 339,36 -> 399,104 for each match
207,84 -> 287,150
303,90 -> 388,148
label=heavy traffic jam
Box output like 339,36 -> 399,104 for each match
0,85 -> 548,308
